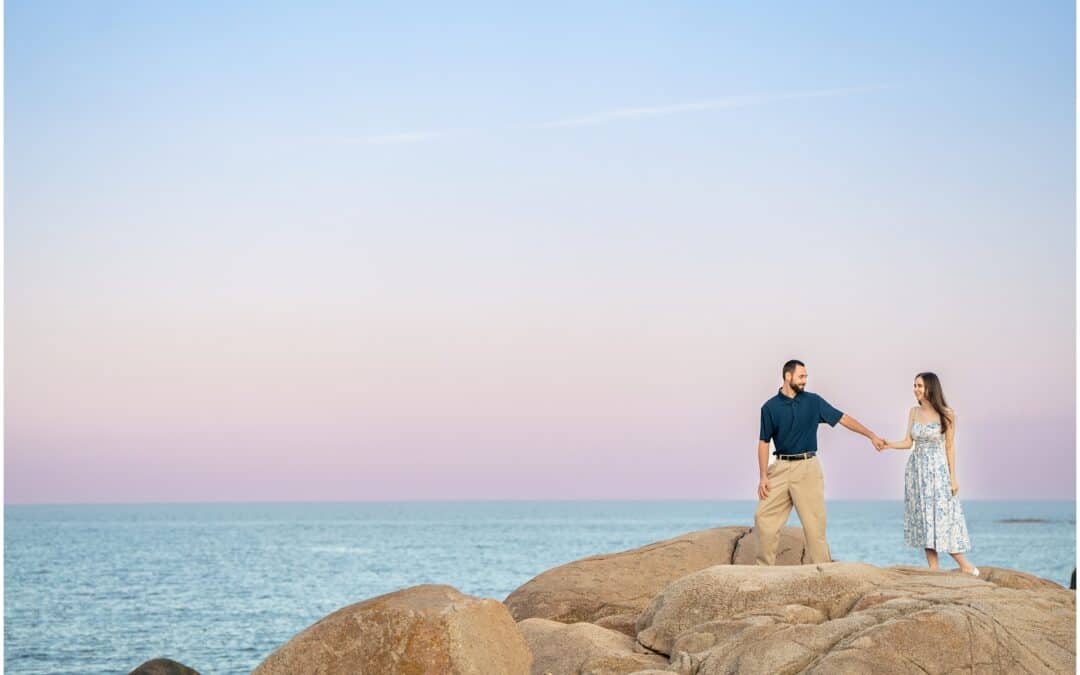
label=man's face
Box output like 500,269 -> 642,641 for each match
788,366 -> 808,393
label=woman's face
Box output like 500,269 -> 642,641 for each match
913,377 -> 926,402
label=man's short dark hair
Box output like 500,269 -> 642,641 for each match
783,360 -> 805,377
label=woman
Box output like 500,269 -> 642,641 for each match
882,372 -> 979,575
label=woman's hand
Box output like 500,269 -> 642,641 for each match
951,480 -> 960,497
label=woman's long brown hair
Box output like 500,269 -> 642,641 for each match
916,372 -> 951,435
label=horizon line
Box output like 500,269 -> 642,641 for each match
5,497 -> 1075,507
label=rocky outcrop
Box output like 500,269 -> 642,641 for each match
252,584 -> 531,675
504,526 -> 807,626
636,563 -> 1075,674
636,562 -> 891,655
518,618 -> 668,675
594,612 -> 641,638
731,526 -> 809,565
971,565 -> 1075,592
241,526 -> 1074,675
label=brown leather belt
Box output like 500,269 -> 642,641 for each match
775,452 -> 817,461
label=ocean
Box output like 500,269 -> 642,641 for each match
4,500 -> 1075,674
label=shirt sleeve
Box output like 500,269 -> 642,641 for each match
759,406 -> 775,442
817,395 -> 843,427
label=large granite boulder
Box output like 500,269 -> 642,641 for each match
519,618 -> 668,675
975,565 -> 1068,592
505,526 -> 806,626
731,526 -> 808,565
798,565 -> 1075,675
637,562 -> 891,654
635,562 -> 1075,675
252,584 -> 531,675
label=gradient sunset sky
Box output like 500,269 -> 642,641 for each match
6,1 -> 1075,503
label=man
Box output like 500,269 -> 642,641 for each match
754,359 -> 885,565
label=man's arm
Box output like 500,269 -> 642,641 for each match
757,440 -> 771,500
838,413 -> 886,449
757,406 -> 774,499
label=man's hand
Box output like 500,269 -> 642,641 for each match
841,415 -> 889,452
758,476 -> 770,500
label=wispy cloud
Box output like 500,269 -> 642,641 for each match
360,131 -> 450,145
530,85 -> 892,129
347,85 -> 890,146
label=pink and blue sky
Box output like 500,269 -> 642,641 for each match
5,2 -> 1075,503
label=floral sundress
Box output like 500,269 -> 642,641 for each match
903,418 -> 971,553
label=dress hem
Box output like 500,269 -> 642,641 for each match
905,541 -> 970,554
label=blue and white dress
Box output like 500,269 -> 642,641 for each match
903,417 -> 971,553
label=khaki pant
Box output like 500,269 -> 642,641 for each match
753,455 -> 831,565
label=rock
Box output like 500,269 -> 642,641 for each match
805,584 -> 1075,674
253,584 -> 531,675
518,618 -> 668,675
730,526 -> 808,565
1071,567 -> 1076,590
505,526 -> 759,625
693,612 -> 882,675
636,562 -> 891,655
247,526 -> 1074,675
666,602 -> 827,664
594,612 -> 640,638
128,659 -> 201,675
630,558 -> 1074,674
970,565 -> 1064,591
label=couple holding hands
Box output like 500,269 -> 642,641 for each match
754,359 -> 978,576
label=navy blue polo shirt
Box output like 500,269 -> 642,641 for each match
759,389 -> 844,456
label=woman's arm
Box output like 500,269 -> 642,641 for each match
945,409 -> 958,494
884,408 -> 916,449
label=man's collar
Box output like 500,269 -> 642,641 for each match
777,387 -> 803,401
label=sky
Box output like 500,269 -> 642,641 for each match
5,1 -> 1076,503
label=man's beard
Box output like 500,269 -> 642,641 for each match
792,382 -> 805,393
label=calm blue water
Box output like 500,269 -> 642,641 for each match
4,500 -> 1075,674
